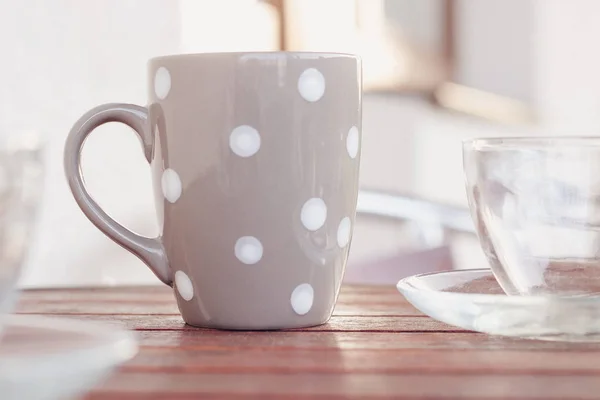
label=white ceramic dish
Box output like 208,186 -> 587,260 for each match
0,314 -> 137,400
397,268 -> 600,342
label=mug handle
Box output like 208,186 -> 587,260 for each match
63,103 -> 171,285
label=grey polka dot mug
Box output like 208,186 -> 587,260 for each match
64,52 -> 362,330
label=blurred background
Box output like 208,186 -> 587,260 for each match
2,0 -> 599,287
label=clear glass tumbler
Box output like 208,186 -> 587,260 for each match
464,137 -> 600,297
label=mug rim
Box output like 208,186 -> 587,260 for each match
149,51 -> 361,64
463,136 -> 600,151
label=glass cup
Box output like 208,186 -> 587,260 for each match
463,137 -> 600,297
0,135 -> 44,331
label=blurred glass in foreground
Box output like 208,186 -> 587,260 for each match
0,133 -> 44,330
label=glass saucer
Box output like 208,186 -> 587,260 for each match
0,314 -> 138,400
396,268 -> 600,342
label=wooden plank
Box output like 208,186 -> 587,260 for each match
16,284 -> 420,317
88,372 -> 600,399
335,302 -> 421,316
134,331 -> 600,351
86,395 -> 582,400
15,300 -> 419,317
18,285 -> 173,301
42,314 -> 459,332
125,347 -> 600,375
15,302 -> 181,315
16,284 -> 404,305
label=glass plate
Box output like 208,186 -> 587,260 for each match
397,268 -> 600,342
0,314 -> 137,400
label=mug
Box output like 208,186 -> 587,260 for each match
64,52 -> 362,330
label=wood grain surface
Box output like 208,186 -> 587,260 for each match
16,285 -> 600,399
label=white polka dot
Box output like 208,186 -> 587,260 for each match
346,126 -> 359,159
301,198 -> 327,231
298,68 -> 325,102
229,125 -> 261,157
154,67 -> 171,100
234,236 -> 263,265
161,168 -> 182,203
337,217 -> 352,248
175,270 -> 194,301
291,283 -> 314,315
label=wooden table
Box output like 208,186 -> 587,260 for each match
16,284 -> 600,399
